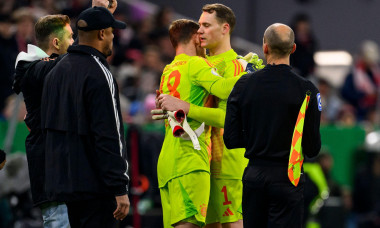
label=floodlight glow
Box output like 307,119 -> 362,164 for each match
365,131 -> 380,152
314,51 -> 353,66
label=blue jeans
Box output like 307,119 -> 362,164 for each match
41,202 -> 70,228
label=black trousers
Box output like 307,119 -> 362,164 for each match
242,165 -> 304,228
66,197 -> 118,228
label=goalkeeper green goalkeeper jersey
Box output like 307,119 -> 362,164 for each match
157,54 -> 240,187
206,49 -> 248,180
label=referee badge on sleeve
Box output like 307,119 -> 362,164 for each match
317,93 -> 322,111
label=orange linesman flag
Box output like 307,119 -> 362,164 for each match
288,91 -> 311,187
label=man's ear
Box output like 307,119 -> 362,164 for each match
263,43 -> 269,54
222,23 -> 230,35
52,37 -> 60,50
98,29 -> 105,40
291,44 -> 296,54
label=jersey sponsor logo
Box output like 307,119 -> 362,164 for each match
317,93 -> 322,111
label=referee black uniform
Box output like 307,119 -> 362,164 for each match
224,23 -> 321,228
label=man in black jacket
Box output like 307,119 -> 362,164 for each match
41,6 -> 129,227
13,14 -> 73,228
224,23 -> 321,228
13,1 -> 120,227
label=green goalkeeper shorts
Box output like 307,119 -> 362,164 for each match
160,171 -> 210,227
206,178 -> 243,224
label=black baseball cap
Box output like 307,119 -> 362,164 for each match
76,6 -> 126,31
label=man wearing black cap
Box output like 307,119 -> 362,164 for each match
41,6 -> 130,227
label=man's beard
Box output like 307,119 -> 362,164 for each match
105,48 -> 113,57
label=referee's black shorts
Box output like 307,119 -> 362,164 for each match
242,163 -> 305,228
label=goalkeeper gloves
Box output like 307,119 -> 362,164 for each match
152,109 -> 186,137
151,109 -> 204,150
237,52 -> 265,73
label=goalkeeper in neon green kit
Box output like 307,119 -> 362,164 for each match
156,19 -> 251,228
157,4 -> 264,228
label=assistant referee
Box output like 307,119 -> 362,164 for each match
224,23 -> 321,227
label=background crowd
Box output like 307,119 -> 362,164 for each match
0,0 -> 379,227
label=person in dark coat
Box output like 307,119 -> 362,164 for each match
13,2 -> 120,227
13,14 -> 73,228
41,6 -> 130,227
224,23 -> 321,228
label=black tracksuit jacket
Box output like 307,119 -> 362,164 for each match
41,45 -> 129,202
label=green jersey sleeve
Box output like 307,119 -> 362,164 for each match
189,57 -> 241,100
188,103 -> 225,128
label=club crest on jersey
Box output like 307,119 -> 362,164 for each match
317,93 -> 322,111
211,68 -> 221,77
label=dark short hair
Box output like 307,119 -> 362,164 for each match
35,15 -> 70,51
202,4 -> 236,34
264,24 -> 295,57
169,19 -> 199,49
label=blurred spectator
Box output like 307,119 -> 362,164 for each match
336,104 -> 357,127
0,153 -> 36,227
149,27 -> 174,64
0,0 -> 29,15
12,8 -> 36,52
3,94 -> 27,121
119,45 -> 164,121
317,152 -> 348,228
290,13 -> 318,78
318,78 -> 344,124
143,45 -> 165,77
303,150 -> 348,228
154,6 -> 173,30
30,0 -> 60,14
61,0 -> 91,18
318,152 -> 342,198
352,152 -> 380,227
303,160 -> 328,227
341,40 -> 380,122
0,14 -> 16,118
0,8 -> 36,119
149,6 -> 175,63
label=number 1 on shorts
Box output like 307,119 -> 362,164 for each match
221,186 -> 232,205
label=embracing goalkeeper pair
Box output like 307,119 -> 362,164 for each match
152,4 -> 264,228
